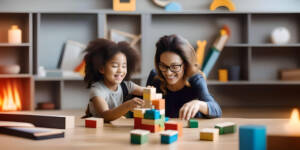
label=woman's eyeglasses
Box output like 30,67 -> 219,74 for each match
158,63 -> 183,72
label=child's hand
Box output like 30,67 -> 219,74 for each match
124,97 -> 144,110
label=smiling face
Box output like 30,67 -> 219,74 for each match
100,52 -> 127,87
159,51 -> 185,86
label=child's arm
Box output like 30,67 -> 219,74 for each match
92,96 -> 144,122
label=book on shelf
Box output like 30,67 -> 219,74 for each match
0,121 -> 64,140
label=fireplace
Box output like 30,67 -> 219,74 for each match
0,78 -> 33,111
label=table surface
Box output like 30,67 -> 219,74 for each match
0,110 -> 298,150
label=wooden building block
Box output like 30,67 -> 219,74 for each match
142,118 -> 163,126
280,69 -> 300,80
0,113 -> 74,129
239,125 -> 266,150
155,93 -> 163,99
144,109 -> 160,120
152,99 -> 165,110
130,129 -> 150,144
165,121 -> 183,137
218,69 -> 228,82
161,130 -> 178,144
267,134 -> 300,150
189,119 -> 198,128
215,122 -> 236,134
134,118 -> 142,129
133,108 -> 149,118
85,117 -> 103,128
200,128 -> 219,141
141,124 -> 160,133
113,0 -> 136,11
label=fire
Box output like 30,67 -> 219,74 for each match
0,79 -> 22,111
289,108 -> 300,124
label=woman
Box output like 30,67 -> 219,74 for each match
146,34 -> 222,120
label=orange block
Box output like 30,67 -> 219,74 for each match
152,99 -> 165,110
165,121 -> 183,137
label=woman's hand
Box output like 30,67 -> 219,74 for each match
179,100 -> 207,120
123,97 -> 144,110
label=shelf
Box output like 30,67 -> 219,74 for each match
208,80 -> 300,85
0,43 -> 31,47
249,44 -> 300,47
34,76 -> 83,81
0,74 -> 31,78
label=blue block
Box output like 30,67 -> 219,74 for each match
161,134 -> 178,144
239,125 -> 266,150
165,2 -> 182,12
144,109 -> 160,119
165,117 -> 169,122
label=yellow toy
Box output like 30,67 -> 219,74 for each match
196,40 -> 207,69
113,0 -> 136,11
210,0 -> 236,11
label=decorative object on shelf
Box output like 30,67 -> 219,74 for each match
270,27 -> 290,45
37,66 -> 46,77
152,0 -> 171,7
218,69 -> 228,82
228,65 -> 240,81
152,0 -> 182,12
37,102 -> 55,110
74,60 -> 85,77
210,0 -> 236,11
113,0 -> 136,11
109,29 -> 141,48
165,2 -> 182,12
196,40 -> 207,68
8,25 -> 22,44
202,25 -> 230,76
0,64 -> 20,74
279,69 -> 300,81
60,40 -> 86,73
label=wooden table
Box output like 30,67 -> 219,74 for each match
0,110 -> 295,150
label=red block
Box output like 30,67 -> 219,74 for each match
165,122 -> 183,137
85,118 -> 103,128
134,118 -> 142,129
141,124 -> 160,133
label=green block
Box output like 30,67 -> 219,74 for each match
189,119 -> 198,128
131,134 -> 148,144
215,124 -> 236,134
125,111 -> 133,118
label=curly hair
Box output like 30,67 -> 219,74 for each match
154,34 -> 204,93
84,38 -> 140,88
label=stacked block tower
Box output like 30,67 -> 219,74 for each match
133,87 -> 166,133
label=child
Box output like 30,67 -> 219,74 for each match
83,38 -> 144,122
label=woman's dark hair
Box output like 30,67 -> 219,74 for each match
154,34 -> 202,93
84,38 -> 140,88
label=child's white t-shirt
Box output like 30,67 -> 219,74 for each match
88,80 -> 136,117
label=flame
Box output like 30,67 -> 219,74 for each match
0,79 -> 22,111
289,108 -> 300,124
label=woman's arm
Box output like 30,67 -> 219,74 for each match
179,74 -> 222,120
92,96 -> 144,122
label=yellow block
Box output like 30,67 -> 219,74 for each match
218,69 -> 228,82
143,93 -> 156,101
200,128 -> 219,141
133,108 -> 149,118
113,0 -> 136,11
210,0 -> 236,11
